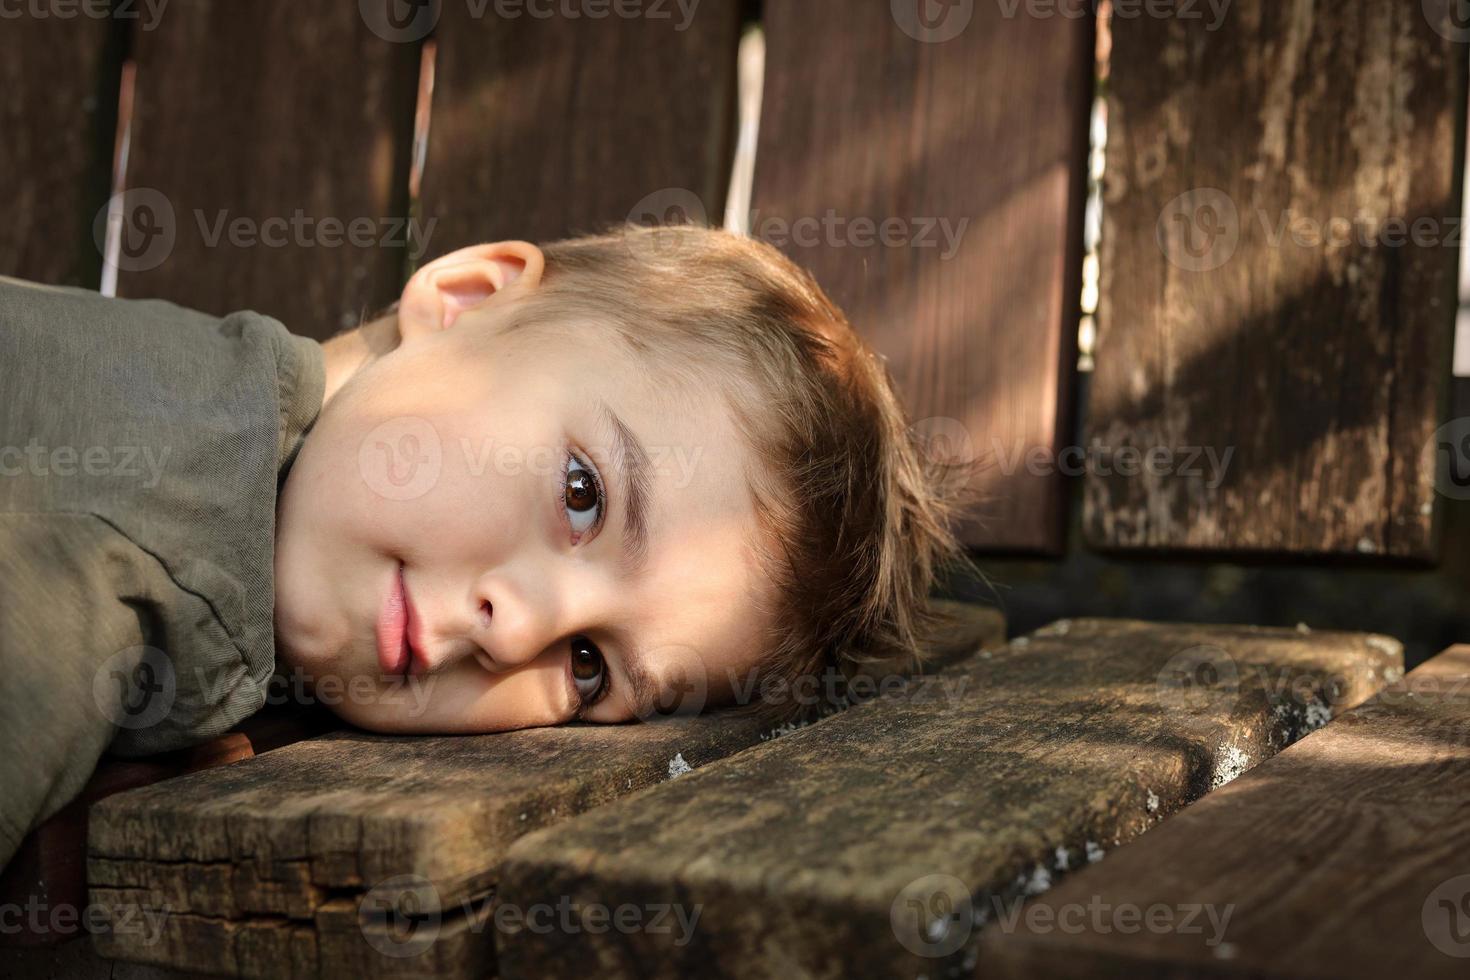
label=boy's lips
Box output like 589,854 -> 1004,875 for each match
376,562 -> 422,677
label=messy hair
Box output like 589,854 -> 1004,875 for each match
497,223 -> 986,727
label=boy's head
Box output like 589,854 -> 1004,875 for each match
273,224 -> 976,733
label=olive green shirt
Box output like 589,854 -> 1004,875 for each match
0,277 -> 324,870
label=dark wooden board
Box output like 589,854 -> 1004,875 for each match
88,602 -> 1001,978
980,644 -> 1470,980
417,0 -> 742,255
751,1 -> 1094,553
0,703 -> 339,948
0,14 -> 119,287
1085,1 -> 1466,558
88,719 -> 777,978
493,618 -> 1401,979
114,1 -> 420,339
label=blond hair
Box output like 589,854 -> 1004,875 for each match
501,223 -> 985,726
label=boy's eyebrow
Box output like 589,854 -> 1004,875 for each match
595,397 -> 654,580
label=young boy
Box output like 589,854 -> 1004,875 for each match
0,224 -> 975,870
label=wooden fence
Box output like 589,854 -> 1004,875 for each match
1,0 -> 1464,560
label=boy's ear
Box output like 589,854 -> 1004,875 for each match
397,241 -> 545,340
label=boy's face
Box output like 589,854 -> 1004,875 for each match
273,243 -> 774,732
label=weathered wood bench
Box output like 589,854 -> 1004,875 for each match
978,643 -> 1470,980
62,616 -> 1396,980
0,702 -> 341,945
490,620 -> 1401,979
79,601 -> 1002,979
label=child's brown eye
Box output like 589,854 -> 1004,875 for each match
562,453 -> 604,536
570,635 -> 607,705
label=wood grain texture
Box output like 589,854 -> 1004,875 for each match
751,1 -> 1094,553
87,602 -> 1001,978
0,14 -> 119,287
417,0 -> 742,255
980,645 -> 1470,980
0,703 -> 339,947
88,720 -> 772,978
115,1 -> 420,340
1086,1 -> 1466,559
493,619 -> 1401,979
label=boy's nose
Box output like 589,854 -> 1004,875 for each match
470,590 -> 557,671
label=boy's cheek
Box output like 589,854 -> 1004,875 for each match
309,665 -> 572,735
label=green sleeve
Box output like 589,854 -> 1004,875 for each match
0,512 -> 188,870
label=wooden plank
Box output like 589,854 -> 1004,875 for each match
114,1 -> 420,339
751,2 -> 1094,554
493,619 -> 1401,979
980,644 -> 1470,980
0,13 -> 119,287
0,702 -> 339,947
88,602 -> 1001,978
418,0 -> 742,254
1085,1 -> 1466,558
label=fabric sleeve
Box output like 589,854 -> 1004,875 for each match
0,512 -> 185,871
